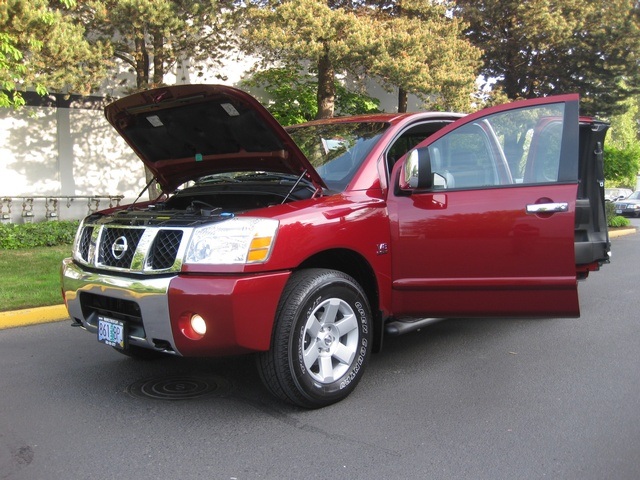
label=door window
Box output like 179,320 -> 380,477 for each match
426,103 -> 574,190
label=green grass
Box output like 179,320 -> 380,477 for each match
0,245 -> 72,311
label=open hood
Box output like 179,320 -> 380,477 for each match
105,84 -> 326,192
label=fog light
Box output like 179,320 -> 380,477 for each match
191,314 -> 207,335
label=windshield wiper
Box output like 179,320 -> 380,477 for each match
235,172 -> 310,183
197,174 -> 240,184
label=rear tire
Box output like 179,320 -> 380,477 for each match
257,269 -> 372,408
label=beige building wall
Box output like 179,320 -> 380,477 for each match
0,99 -> 145,223
0,55 -> 423,224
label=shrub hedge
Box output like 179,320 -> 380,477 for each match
0,220 -> 79,249
609,215 -> 631,228
604,201 -> 631,228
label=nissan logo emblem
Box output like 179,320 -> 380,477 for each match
111,236 -> 128,260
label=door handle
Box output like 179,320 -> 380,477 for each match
526,202 -> 569,214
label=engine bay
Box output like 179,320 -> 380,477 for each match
90,172 -> 319,227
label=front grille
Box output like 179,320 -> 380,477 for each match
148,230 -> 183,270
76,224 -> 188,273
80,292 -> 142,323
80,292 -> 145,339
98,228 -> 144,268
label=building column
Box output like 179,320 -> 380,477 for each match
56,106 -> 76,196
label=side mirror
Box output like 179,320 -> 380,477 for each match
403,147 -> 433,190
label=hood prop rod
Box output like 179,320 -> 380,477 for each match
281,169 -> 308,204
128,177 -> 158,210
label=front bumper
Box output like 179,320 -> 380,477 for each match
61,258 -> 290,356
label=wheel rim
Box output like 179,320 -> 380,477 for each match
302,297 -> 359,384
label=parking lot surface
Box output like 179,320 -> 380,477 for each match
1,229 -> 639,479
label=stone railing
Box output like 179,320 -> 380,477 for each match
1,195 -> 124,223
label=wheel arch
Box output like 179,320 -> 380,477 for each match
297,248 -> 384,353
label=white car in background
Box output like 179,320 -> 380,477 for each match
605,187 -> 632,202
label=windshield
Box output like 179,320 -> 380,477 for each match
286,122 -> 389,191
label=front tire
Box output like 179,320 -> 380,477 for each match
257,269 -> 372,408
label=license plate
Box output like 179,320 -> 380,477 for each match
616,209 -> 623,214
98,316 -> 126,349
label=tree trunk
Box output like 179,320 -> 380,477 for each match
152,30 -> 164,87
316,44 -> 335,119
144,167 -> 161,200
134,31 -> 159,198
134,34 -> 149,90
398,87 -> 408,113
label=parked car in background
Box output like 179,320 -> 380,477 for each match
614,191 -> 640,217
605,187 -> 632,202
61,85 -> 610,408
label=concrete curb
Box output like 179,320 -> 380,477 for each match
0,227 -> 636,331
0,305 -> 69,330
609,227 -> 637,238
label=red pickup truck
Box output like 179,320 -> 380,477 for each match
61,85 -> 609,408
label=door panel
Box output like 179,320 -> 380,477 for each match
388,95 -> 581,318
389,186 -> 579,317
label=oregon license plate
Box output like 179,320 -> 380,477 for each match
98,316 -> 126,349
616,209 -> 623,214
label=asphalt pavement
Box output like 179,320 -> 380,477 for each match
1,226 -> 639,479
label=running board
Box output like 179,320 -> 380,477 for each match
384,317 -> 444,336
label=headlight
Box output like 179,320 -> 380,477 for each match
184,217 -> 279,265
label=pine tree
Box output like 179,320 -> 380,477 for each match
243,0 -> 380,118
456,0 -> 640,116
368,0 -> 481,112
243,0 -> 481,116
0,0 -> 108,108
78,0 -> 231,91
